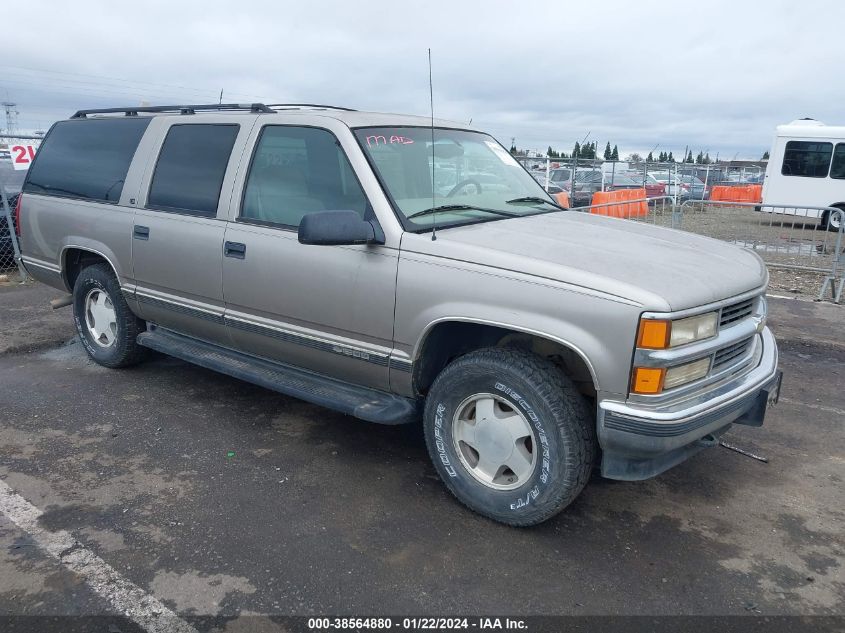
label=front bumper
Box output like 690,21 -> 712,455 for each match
597,326 -> 781,480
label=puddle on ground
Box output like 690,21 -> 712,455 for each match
39,338 -> 91,364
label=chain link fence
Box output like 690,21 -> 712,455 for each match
1,135 -> 43,280
519,155 -> 843,302
563,192 -> 844,303
518,156 -> 763,207
678,201 -> 844,302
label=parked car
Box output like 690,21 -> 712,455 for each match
530,171 -> 566,195
646,172 -> 707,201
604,172 -> 665,197
619,172 -> 667,199
0,163 -> 25,264
548,169 -> 603,206
17,103 -> 781,526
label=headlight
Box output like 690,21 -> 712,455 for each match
669,312 -> 718,347
637,311 -> 718,349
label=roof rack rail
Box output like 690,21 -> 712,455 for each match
265,103 -> 357,112
70,103 -> 275,119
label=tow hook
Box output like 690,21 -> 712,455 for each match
695,433 -> 719,448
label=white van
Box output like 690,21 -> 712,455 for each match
761,119 -> 845,231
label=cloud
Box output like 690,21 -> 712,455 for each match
4,0 -> 842,158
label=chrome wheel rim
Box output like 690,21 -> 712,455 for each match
84,289 -> 117,348
451,393 -> 537,491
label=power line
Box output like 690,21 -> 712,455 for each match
0,64 -> 268,102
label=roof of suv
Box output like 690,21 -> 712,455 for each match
70,103 -> 472,130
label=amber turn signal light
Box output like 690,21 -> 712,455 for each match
631,367 -> 665,394
637,319 -> 670,349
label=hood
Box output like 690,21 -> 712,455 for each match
402,212 -> 767,311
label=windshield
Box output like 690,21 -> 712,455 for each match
354,127 -> 557,229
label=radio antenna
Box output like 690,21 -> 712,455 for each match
428,48 -> 437,241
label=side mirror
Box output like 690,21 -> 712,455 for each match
298,210 -> 383,246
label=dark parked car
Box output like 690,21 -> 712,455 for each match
1,163 -> 25,265
547,168 -> 604,207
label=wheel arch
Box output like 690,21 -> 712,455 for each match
61,245 -> 121,291
412,318 -> 599,398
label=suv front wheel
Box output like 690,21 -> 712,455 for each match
423,348 -> 596,526
72,263 -> 148,368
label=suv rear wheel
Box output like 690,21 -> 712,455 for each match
423,348 -> 596,526
72,263 -> 147,368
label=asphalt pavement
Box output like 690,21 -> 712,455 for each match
0,281 -> 842,630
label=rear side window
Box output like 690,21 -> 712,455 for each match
830,143 -> 845,180
23,118 -> 150,202
781,141 -> 832,178
147,124 -> 239,216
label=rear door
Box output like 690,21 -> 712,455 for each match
130,115 -> 256,345
221,122 -> 398,390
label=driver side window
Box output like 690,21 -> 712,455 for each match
241,126 -> 368,228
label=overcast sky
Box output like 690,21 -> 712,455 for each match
4,0 -> 843,159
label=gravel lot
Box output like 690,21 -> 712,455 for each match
0,283 -> 842,632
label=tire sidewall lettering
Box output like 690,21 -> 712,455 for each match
494,382 -> 551,510
429,376 -> 559,516
434,403 -> 458,477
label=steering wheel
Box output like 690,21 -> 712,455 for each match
447,179 -> 483,197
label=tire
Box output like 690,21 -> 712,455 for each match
72,263 -> 148,368
823,207 -> 844,232
423,348 -> 596,526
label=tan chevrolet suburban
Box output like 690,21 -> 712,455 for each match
15,103 -> 782,526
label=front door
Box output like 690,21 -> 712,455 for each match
221,124 -> 397,390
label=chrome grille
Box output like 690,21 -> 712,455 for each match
720,298 -> 755,328
713,337 -> 753,370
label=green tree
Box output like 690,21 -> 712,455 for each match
685,150 -> 694,163
572,141 -> 581,158
703,152 -> 711,164
762,150 -> 770,160
695,151 -> 704,164
509,143 -> 517,154
611,144 -> 619,161
646,151 -> 654,162
667,151 -> 675,162
603,142 -> 612,160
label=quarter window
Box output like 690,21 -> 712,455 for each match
830,143 -> 845,180
148,124 -> 239,216
781,141 -> 832,178
241,126 -> 368,228
23,118 -> 151,202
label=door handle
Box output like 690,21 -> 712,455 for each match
133,225 -> 150,240
224,241 -> 246,259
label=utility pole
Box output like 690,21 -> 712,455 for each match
2,102 -> 19,136
571,131 -> 590,208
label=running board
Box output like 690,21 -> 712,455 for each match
137,328 -> 419,425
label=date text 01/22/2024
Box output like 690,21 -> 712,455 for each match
306,617 -> 529,630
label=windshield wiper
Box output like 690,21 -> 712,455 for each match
407,204 -> 518,220
505,196 -> 562,208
